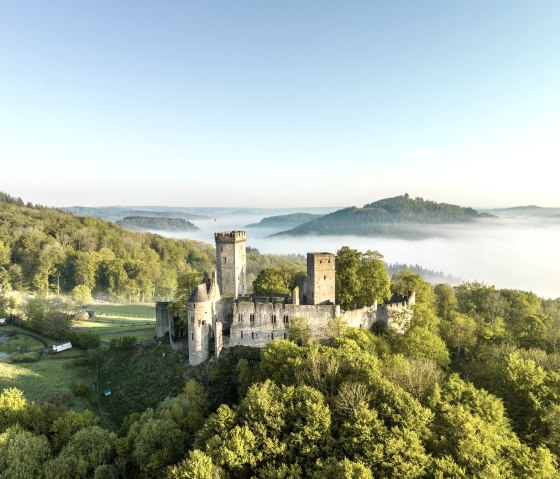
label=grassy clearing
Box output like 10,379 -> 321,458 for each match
0,334 -> 44,354
86,303 -> 156,319
73,303 -> 157,346
0,353 -> 92,410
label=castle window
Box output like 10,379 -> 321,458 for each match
284,333 -> 287,339
241,331 -> 243,339
191,332 -> 194,340
328,259 -> 331,263
271,332 -> 274,339
324,275 -> 326,280
320,259 -> 322,264
224,257 -> 227,264
221,245 -> 223,252
251,332 -> 255,339
283,315 -> 289,324
190,316 -> 194,323
238,314 -> 243,322
271,315 -> 276,324
250,314 -> 255,323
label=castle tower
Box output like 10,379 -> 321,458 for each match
307,252 -> 335,305
215,231 -> 247,298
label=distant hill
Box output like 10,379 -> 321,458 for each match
246,213 -> 323,229
273,194 -> 491,237
484,205 -> 560,218
62,206 -> 209,222
116,216 -> 200,232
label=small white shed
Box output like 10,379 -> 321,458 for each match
52,342 -> 72,353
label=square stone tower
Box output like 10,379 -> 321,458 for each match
307,252 -> 335,305
215,231 -> 247,298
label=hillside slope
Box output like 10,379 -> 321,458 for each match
274,194 -> 489,237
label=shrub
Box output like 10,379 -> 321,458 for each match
72,379 -> 89,397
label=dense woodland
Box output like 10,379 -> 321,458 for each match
3,191 -> 560,477
275,194 -> 491,237
3,270 -> 560,478
116,216 -> 200,232
0,193 -> 303,302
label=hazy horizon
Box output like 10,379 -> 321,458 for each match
2,1 -> 560,207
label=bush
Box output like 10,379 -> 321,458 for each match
72,379 -> 89,397
9,352 -> 39,363
109,336 -> 137,351
68,331 -> 101,350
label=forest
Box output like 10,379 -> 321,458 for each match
3,191 -> 560,478
274,194 -> 491,237
0,193 -> 303,302
3,258 -> 560,477
116,216 -> 200,232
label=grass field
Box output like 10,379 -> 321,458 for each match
74,303 -> 157,345
0,348 -> 93,410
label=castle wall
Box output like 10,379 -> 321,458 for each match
155,302 -> 171,338
307,253 -> 335,305
215,231 -> 246,298
377,292 -> 416,333
229,301 -> 339,347
342,302 -> 378,330
187,301 -> 211,365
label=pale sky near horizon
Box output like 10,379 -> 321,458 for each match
1,1 -> 560,208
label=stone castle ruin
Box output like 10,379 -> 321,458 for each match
156,231 -> 415,366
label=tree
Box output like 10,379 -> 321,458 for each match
0,427 -> 50,479
395,327 -> 450,367
71,284 -> 93,308
288,316 -> 311,344
0,387 -> 27,429
434,283 -> 459,320
335,247 -> 390,310
168,450 -> 223,479
439,313 -> 478,357
391,269 -> 435,308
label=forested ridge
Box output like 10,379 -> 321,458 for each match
116,216 -> 200,232
274,194 -> 490,237
0,193 -> 303,301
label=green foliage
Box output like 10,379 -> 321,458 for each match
109,335 -> 137,350
72,379 -> 89,397
117,216 -> 199,232
0,426 -> 50,479
252,263 -> 306,297
288,316 -> 311,344
168,449 -> 223,479
335,246 -> 391,309
71,284 -> 93,307
276,194 -> 485,237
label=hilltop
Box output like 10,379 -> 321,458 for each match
273,194 -> 491,237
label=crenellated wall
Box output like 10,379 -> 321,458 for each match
341,302 -> 378,330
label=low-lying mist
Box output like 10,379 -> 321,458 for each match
157,214 -> 560,299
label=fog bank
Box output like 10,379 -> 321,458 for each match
156,214 -> 560,299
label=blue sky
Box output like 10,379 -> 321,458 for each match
1,1 -> 559,207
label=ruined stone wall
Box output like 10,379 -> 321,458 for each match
228,301 -> 338,347
215,231 -> 246,298
342,302 -> 378,330
377,292 -> 416,333
155,302 -> 171,338
307,253 -> 335,305
187,301 -> 212,365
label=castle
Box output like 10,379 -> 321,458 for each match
156,231 -> 415,366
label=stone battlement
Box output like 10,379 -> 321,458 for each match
214,231 -> 246,243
